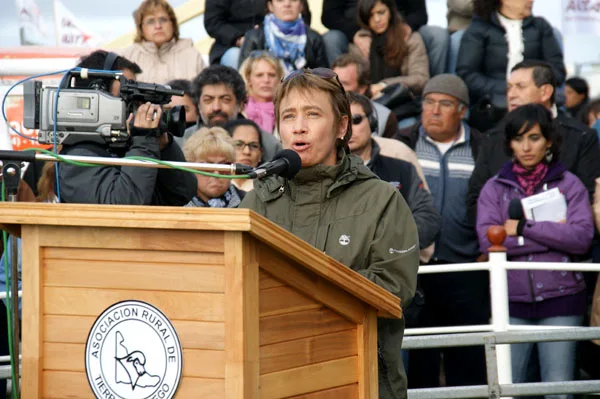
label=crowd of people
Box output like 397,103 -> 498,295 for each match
2,0 -> 600,398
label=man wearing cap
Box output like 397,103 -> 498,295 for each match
395,74 -> 489,389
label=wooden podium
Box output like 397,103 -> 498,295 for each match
0,203 -> 402,398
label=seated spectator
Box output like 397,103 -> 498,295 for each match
239,0 -> 326,72
225,119 -> 264,191
332,53 -> 398,137
321,0 -> 448,76
348,92 -> 440,252
357,0 -> 430,99
456,0 -> 565,116
183,127 -> 246,208
467,61 -> 600,225
165,79 -> 199,129
584,98 -> 600,136
564,77 -> 590,120
179,65 -> 282,162
120,0 -> 204,84
477,103 -> 593,390
239,51 -> 285,133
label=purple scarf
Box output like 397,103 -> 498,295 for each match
512,162 -> 549,196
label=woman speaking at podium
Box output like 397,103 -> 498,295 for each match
240,68 -> 419,399
476,104 -> 594,390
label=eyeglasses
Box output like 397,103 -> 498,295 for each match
143,16 -> 171,26
281,68 -> 346,93
352,114 -> 367,125
422,98 -> 462,111
233,140 -> 261,152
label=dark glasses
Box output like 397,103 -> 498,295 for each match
281,68 -> 346,93
352,114 -> 366,125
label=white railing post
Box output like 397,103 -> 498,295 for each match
487,226 -> 513,387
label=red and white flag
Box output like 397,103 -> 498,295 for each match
53,0 -> 103,47
15,0 -> 52,45
562,0 -> 600,35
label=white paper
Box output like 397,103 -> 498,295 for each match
521,187 -> 567,222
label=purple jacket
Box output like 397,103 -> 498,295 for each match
477,161 -> 593,303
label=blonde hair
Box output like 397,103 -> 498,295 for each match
133,0 -> 180,43
274,70 -> 352,147
239,52 -> 285,98
183,127 -> 236,163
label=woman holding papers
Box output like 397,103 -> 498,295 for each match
476,104 -> 594,394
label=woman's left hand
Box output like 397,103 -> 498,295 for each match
371,83 -> 385,99
504,219 -> 519,236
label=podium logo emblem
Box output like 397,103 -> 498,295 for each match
85,300 -> 183,399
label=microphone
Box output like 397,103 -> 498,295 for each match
248,149 -> 302,179
508,198 -> 524,220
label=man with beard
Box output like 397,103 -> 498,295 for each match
177,65 -> 281,162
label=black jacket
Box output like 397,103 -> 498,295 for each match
59,134 -> 197,205
321,0 -> 427,41
204,0 -> 266,64
466,113 -> 600,225
238,26 -> 328,69
368,140 -> 441,249
456,14 -> 566,107
395,122 -> 482,160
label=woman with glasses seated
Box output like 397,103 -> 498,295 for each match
476,104 -> 593,391
239,51 -> 285,134
240,67 -> 419,399
120,0 -> 205,84
225,119 -> 264,192
238,0 -> 327,73
183,127 -> 246,208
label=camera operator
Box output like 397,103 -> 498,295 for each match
57,50 -> 197,205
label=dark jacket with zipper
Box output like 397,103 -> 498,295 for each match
456,13 -> 566,107
240,152 -> 419,399
467,113 -> 600,226
238,25 -> 328,69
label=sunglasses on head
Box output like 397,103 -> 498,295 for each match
248,50 -> 276,59
281,68 -> 346,93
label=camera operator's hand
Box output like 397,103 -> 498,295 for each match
133,102 -> 162,129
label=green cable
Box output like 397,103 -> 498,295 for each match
23,148 -> 252,179
1,182 -> 18,399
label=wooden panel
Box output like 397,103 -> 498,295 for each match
44,315 -> 225,350
259,357 -> 358,399
224,232 -> 259,398
43,259 -> 225,293
260,329 -> 357,374
21,225 -> 42,399
43,370 -> 224,398
38,226 -> 225,253
43,287 -> 225,321
260,308 -> 355,346
43,247 -> 225,265
43,343 -> 225,378
259,270 -> 286,290
357,309 -> 378,399
259,247 -> 368,324
286,384 -> 359,398
260,285 -> 321,317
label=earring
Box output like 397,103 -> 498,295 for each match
545,148 -> 553,163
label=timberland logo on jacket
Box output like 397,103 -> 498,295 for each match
339,235 -> 351,246
85,300 -> 183,399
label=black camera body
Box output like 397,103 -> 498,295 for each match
23,71 -> 186,148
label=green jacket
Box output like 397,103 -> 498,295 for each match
240,153 -> 419,399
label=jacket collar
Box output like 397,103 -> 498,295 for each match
253,150 -> 376,202
496,160 -> 566,188
419,122 -> 471,146
486,12 -> 534,29
139,38 -> 192,55
368,138 -> 381,165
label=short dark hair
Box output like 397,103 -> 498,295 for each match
511,60 -> 558,105
224,119 -> 263,149
502,103 -> 561,160
74,50 -> 142,90
582,98 -> 600,126
191,65 -> 247,108
347,92 -> 374,118
331,53 -> 371,89
565,77 -> 589,100
166,79 -> 194,98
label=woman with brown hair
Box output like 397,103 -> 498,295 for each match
120,0 -> 205,84
357,0 -> 430,99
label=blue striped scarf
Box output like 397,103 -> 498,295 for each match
263,13 -> 307,73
